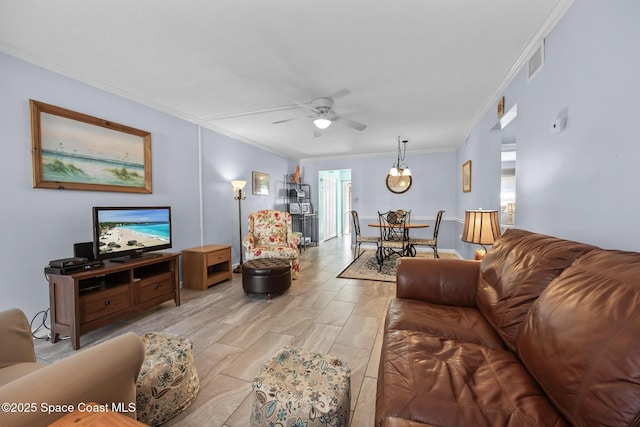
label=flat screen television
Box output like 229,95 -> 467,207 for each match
93,206 -> 172,263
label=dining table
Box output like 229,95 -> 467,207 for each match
367,222 -> 430,258
366,223 -> 430,230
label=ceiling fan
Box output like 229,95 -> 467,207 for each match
272,88 -> 367,136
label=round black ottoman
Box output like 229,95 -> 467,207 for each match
242,259 -> 292,299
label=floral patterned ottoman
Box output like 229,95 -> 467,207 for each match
136,332 -> 200,426
251,346 -> 351,426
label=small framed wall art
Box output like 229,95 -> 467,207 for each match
462,160 -> 472,193
30,100 -> 152,193
252,171 -> 270,195
497,96 -> 505,118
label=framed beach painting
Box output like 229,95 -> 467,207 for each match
30,100 -> 152,193
252,171 -> 270,195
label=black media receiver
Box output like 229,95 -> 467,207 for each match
45,261 -> 102,275
48,257 -> 89,268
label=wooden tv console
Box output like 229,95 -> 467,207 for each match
47,253 -> 180,350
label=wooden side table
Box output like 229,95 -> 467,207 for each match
182,244 -> 232,290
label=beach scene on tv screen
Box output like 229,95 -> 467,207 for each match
97,209 -> 170,254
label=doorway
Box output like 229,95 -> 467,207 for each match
500,104 -> 517,227
343,181 -> 352,235
318,169 -> 352,242
323,175 -> 337,241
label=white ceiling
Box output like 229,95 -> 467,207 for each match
0,0 -> 572,160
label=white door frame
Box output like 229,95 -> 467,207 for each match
323,175 -> 337,241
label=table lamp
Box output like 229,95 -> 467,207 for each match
461,210 -> 501,260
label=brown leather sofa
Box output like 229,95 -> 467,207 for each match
376,228 -> 640,426
0,308 -> 145,426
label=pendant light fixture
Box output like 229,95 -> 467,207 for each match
389,137 -> 411,177
385,137 -> 413,194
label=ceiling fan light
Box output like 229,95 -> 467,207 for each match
313,118 -> 332,129
389,166 -> 399,176
402,167 -> 411,176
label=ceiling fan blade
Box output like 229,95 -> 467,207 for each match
327,88 -> 351,100
273,114 -> 316,125
292,99 -> 319,113
206,89 -> 350,121
335,116 -> 367,131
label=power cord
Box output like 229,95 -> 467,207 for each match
30,309 -> 51,340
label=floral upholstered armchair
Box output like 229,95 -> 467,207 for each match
243,209 -> 301,279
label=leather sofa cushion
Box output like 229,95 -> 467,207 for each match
386,299 -> 505,349
477,229 -> 595,352
382,416 -> 438,427
516,249 -> 640,426
396,258 -> 480,307
376,329 -> 567,427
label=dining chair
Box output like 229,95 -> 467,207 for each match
376,210 -> 410,270
350,210 -> 380,259
397,209 -> 412,230
409,210 -> 445,258
383,209 -> 411,235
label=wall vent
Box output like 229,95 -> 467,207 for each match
528,41 -> 545,81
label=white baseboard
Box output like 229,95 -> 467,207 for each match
351,243 -> 462,259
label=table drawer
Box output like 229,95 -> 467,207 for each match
207,250 -> 229,266
80,286 -> 130,323
138,277 -> 174,302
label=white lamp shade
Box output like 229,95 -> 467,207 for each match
389,167 -> 399,176
231,180 -> 247,190
402,167 -> 411,176
461,210 -> 501,245
313,118 -> 332,129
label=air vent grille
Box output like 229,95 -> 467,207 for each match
528,41 -> 545,80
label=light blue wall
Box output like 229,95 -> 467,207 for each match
0,52 -> 292,320
301,150 -> 457,248
200,127 -> 294,263
456,0 -> 640,257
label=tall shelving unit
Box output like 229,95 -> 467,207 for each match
285,178 -> 317,250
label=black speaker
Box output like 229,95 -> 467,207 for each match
73,242 -> 95,261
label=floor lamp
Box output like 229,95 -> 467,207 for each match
231,180 -> 247,273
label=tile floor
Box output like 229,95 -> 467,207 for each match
35,236 -> 391,426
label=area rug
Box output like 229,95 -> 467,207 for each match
337,250 -> 458,282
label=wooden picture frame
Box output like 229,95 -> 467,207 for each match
497,96 -> 505,118
462,160 -> 472,193
252,171 -> 270,195
30,100 -> 152,193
